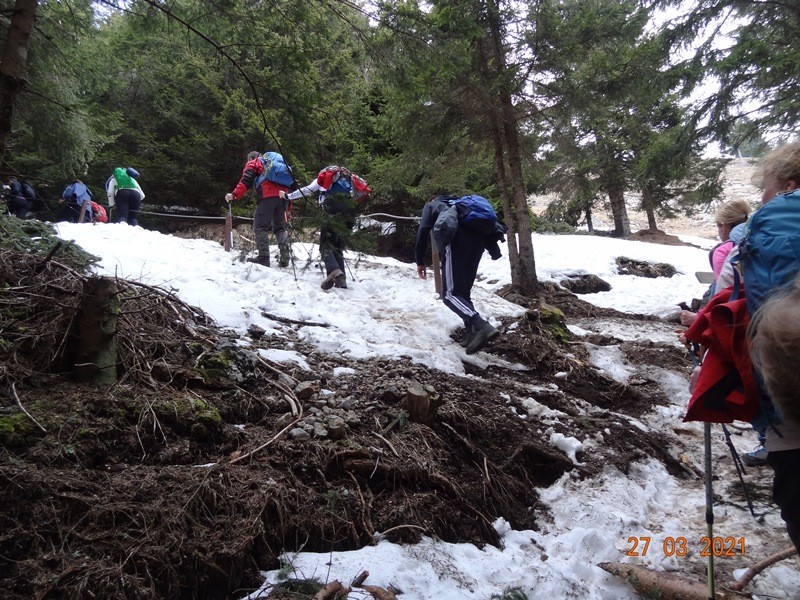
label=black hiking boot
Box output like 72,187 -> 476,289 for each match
278,245 -> 291,268
460,328 -> 475,348
333,271 -> 347,288
321,268 -> 344,290
465,319 -> 499,355
247,254 -> 270,267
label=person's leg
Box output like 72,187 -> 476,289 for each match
251,197 -> 274,265
768,448 -> 800,552
271,199 -> 291,267
127,192 -> 142,226
8,196 -> 30,218
115,192 -> 130,224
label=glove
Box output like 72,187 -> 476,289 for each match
225,193 -> 234,203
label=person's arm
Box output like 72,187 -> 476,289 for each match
227,158 -> 262,202
414,202 -> 436,268
285,180 -> 323,201
711,240 -> 734,278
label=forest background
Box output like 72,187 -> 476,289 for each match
1,0 -> 798,292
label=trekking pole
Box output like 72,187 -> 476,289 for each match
703,421 -> 716,600
720,424 -> 760,518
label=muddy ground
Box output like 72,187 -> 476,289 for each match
0,220 -> 780,599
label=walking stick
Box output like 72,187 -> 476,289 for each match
703,422 -> 716,600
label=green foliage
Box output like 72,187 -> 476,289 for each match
0,215 -> 99,272
531,213 -> 576,235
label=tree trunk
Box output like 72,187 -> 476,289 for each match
487,108 -> 521,274
74,277 -> 119,385
0,0 -> 38,168
607,179 -> 630,237
486,0 -> 538,295
585,206 -> 594,233
641,185 -> 659,231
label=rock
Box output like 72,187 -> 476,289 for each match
326,416 -> 347,440
247,324 -> 266,339
294,380 -> 319,400
378,385 -> 403,404
559,273 -> 612,294
312,423 -> 329,438
616,256 -> 677,278
289,428 -> 311,441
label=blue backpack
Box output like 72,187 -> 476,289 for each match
454,195 -> 497,233
432,195 -> 498,250
254,152 -> 294,188
736,190 -> 800,316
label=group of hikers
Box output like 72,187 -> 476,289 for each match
226,151 -> 506,355
680,141 -> 800,557
1,167 -> 145,225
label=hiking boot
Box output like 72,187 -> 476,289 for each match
278,245 -> 291,268
460,328 -> 475,348
321,268 -> 344,290
333,272 -> 347,288
247,254 -> 270,267
742,445 -> 768,467
465,319 -> 500,355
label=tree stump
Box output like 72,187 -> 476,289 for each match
74,276 -> 119,385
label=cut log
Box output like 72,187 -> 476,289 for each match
598,562 -> 752,600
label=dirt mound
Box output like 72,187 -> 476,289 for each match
626,228 -> 688,246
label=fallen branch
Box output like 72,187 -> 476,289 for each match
312,580 -> 349,599
730,545 -> 798,591
11,383 -> 47,433
229,415 -> 302,465
598,562 -> 751,599
261,311 -> 330,328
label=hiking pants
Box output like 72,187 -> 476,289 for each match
440,229 -> 485,328
768,448 -> 800,553
7,195 -> 30,218
254,196 -> 288,258
115,188 -> 142,226
320,224 -> 347,275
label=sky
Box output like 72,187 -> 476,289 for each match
54,221 -> 800,600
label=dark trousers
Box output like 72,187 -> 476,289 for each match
253,196 -> 288,257
768,448 -> 800,553
56,203 -> 85,223
114,189 -> 141,226
320,224 -> 347,274
440,229 -> 485,328
6,195 -> 30,217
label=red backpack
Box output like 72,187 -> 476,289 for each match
316,166 -> 372,204
91,201 -> 108,223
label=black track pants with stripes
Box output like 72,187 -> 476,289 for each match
440,229 -> 485,328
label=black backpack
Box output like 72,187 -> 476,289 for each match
21,181 -> 36,200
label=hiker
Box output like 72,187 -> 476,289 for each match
687,141 -> 800,554
414,194 -> 505,355
57,179 -> 93,223
281,165 -> 369,289
3,176 -> 32,218
106,167 -> 144,226
679,199 -> 751,328
226,151 -> 292,268
749,276 -> 800,553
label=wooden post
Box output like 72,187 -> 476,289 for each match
224,205 -> 232,252
430,232 -> 442,297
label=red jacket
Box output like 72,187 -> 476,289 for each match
683,286 -> 759,423
232,157 -> 288,201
